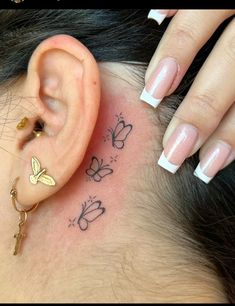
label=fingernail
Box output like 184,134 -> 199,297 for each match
140,57 -> 179,108
148,9 -> 168,25
158,124 -> 199,173
223,150 -> 235,168
194,142 -> 232,184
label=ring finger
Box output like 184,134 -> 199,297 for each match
194,103 -> 235,183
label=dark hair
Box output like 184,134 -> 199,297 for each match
0,9 -> 234,302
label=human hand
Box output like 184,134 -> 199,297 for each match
140,9 -> 235,183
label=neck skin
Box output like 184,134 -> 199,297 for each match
0,63 -> 226,302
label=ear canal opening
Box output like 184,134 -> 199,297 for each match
34,119 -> 44,132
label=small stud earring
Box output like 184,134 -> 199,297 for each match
33,130 -> 43,138
16,117 -> 29,130
30,156 -> 56,186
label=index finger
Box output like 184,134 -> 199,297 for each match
142,10 -> 233,108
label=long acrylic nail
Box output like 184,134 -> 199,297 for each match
158,124 -> 199,173
148,9 -> 168,25
194,142 -> 232,184
140,57 -> 179,108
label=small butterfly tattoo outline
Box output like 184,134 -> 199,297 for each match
29,156 -> 56,186
86,156 -> 113,182
78,200 -> 105,231
108,120 -> 133,150
68,197 -> 105,231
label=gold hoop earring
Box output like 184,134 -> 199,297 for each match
10,177 -> 40,256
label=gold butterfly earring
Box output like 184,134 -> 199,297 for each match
29,156 -> 56,186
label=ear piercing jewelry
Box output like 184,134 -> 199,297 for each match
16,117 -> 29,130
32,130 -> 43,138
10,156 -> 56,256
12,120 -> 55,255
30,156 -> 56,186
10,177 -> 40,256
17,117 -> 45,139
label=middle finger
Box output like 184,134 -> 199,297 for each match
158,18 -> 235,173
144,10 -> 233,106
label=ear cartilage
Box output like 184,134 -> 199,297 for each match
29,156 -> 56,186
16,117 -> 29,130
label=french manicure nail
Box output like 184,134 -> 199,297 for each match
148,9 -> 168,25
140,57 -> 179,108
194,142 -> 232,184
158,124 -> 199,173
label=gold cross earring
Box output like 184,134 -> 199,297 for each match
10,177 -> 40,256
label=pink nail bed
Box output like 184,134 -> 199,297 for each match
158,124 -> 199,173
140,57 -> 179,108
194,142 -> 232,184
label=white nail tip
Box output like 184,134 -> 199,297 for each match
148,10 -> 167,25
157,152 -> 179,174
194,164 -> 212,184
140,88 -> 162,108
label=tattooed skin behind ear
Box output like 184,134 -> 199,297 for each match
68,196 -> 105,231
86,112 -> 133,183
110,155 -> 118,163
109,120 -> 133,150
86,156 -> 113,182
104,113 -> 133,150
69,112 -> 133,232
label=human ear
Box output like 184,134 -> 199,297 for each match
11,34 -> 100,206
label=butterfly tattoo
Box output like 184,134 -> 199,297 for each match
108,120 -> 133,150
68,197 -> 105,231
86,156 -> 113,182
77,200 -> 105,231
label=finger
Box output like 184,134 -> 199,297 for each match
157,18 -> 235,173
148,9 -> 178,25
194,103 -> 235,184
140,10 -> 234,108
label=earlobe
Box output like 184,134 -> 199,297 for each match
12,35 -> 100,206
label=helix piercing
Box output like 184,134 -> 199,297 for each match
16,117 -> 29,130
